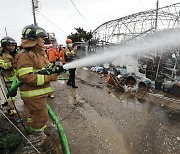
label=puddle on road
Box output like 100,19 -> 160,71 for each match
66,87 -> 129,153
77,69 -> 179,123
112,89 -> 180,123
66,84 -> 129,153
80,106 -> 129,154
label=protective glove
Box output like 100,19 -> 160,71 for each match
36,65 -> 65,75
8,90 -> 17,97
45,73 -> 58,82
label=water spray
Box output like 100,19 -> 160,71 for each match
63,28 -> 180,69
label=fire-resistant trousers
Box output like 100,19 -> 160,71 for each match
24,96 -> 48,130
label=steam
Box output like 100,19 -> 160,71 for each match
63,28 -> 180,69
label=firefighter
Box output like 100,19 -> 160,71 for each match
46,44 -> 58,98
64,38 -> 78,88
15,25 -> 58,142
0,36 -> 17,115
59,46 -> 66,64
46,44 -> 59,64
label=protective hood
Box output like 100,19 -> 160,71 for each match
21,39 -> 37,48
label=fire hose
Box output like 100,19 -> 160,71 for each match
47,104 -> 70,154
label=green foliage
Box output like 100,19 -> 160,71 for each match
67,27 -> 93,42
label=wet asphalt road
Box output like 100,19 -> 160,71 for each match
16,68 -> 180,154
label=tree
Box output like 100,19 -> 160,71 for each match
67,27 -> 93,42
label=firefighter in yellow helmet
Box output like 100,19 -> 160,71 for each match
0,36 -> 17,115
15,25 -> 58,141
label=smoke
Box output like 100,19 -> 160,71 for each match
63,28 -> 180,69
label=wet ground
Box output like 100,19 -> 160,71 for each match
1,68 -> 180,153
49,68 -> 180,154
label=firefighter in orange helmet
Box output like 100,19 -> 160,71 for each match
15,25 -> 58,143
64,38 -> 78,88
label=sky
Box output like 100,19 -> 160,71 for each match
0,0 -> 180,45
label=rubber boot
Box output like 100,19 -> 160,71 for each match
66,81 -> 72,86
72,84 -> 78,88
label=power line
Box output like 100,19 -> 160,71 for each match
70,0 -> 88,22
38,12 -> 68,35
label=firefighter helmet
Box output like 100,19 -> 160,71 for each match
66,38 -> 72,44
22,24 -> 47,40
1,36 -> 17,47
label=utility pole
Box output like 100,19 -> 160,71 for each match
4,27 -> 7,36
154,0 -> 159,76
155,0 -> 159,30
32,0 -> 39,26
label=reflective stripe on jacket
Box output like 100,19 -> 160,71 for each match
0,59 -> 10,69
17,67 -> 33,77
20,87 -> 52,98
30,125 -> 46,132
4,76 -> 14,82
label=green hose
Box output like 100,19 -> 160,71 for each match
6,81 -> 71,154
6,81 -> 23,98
11,73 -> 18,87
47,104 -> 71,154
